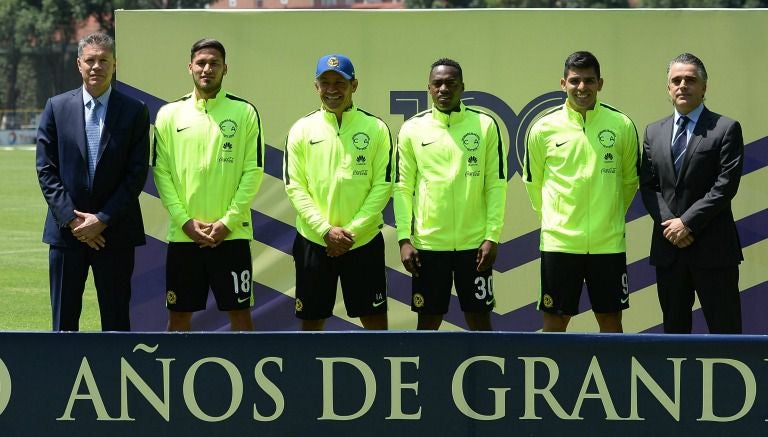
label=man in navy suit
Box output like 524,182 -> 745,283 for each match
640,53 -> 744,334
36,32 -> 149,331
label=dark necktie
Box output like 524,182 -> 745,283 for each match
671,115 -> 689,176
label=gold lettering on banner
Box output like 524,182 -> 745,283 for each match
253,357 -> 285,421
58,357 -> 117,421
119,347 -> 174,421
629,357 -> 684,421
452,356 -> 509,420
0,359 -> 11,416
519,357 -> 574,420
385,357 -> 421,420
698,358 -> 756,422
317,357 -> 376,420
571,356 -> 624,420
182,358 -> 243,422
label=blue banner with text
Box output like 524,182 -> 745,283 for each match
1,332 -> 766,436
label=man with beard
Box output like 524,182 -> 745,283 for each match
153,38 -> 265,331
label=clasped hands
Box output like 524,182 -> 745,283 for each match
661,218 -> 694,248
70,210 -> 106,250
324,226 -> 355,257
182,219 -> 231,248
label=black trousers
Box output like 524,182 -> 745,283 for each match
655,260 -> 741,334
49,245 -> 135,331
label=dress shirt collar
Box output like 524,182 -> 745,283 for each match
82,85 -> 112,109
674,103 -> 704,126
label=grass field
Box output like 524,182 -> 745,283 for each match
0,148 -> 100,331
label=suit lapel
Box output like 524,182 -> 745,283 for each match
656,116 -> 676,179
71,90 -> 89,164
97,89 -> 122,166
677,107 -> 710,181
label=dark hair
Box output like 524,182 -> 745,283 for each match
667,52 -> 708,83
430,58 -> 463,82
563,51 -> 600,79
78,32 -> 115,57
190,38 -> 226,62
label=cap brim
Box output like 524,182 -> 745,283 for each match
315,68 -> 353,80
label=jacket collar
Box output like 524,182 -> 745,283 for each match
563,99 -> 603,125
320,104 -> 358,127
431,102 -> 466,126
192,88 -> 227,112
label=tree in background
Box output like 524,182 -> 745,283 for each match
406,0 -> 767,9
2,0 -> 766,111
78,1 -> 216,38
638,0 -> 768,5
0,0 -> 213,116
0,0 -> 81,123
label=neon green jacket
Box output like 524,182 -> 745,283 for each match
283,105 -> 393,249
153,89 -> 264,242
394,103 -> 508,250
524,100 -> 639,254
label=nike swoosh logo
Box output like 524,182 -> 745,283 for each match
486,297 -> 495,306
421,141 -> 435,147
237,296 -> 251,304
309,139 -> 324,145
372,300 -> 386,308
176,126 -> 191,133
621,297 -> 629,304
555,141 -> 568,147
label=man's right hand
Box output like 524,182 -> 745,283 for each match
399,239 -> 421,277
69,216 -> 106,250
182,219 -> 216,247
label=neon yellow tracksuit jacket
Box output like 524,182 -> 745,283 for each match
524,100 -> 639,254
394,103 -> 508,251
153,89 -> 264,242
283,105 -> 393,249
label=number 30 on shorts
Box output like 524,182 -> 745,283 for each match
230,270 -> 251,296
474,276 -> 494,300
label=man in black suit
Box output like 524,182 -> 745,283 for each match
640,53 -> 744,334
36,32 -> 149,331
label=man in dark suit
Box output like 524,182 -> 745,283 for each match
36,32 -> 149,331
640,53 -> 744,334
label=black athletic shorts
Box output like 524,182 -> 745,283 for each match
293,232 -> 387,320
538,251 -> 629,316
412,249 -> 495,315
165,239 -> 253,312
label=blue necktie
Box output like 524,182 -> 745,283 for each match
85,99 -> 101,185
671,115 -> 689,176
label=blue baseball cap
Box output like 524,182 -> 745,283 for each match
315,54 -> 355,80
